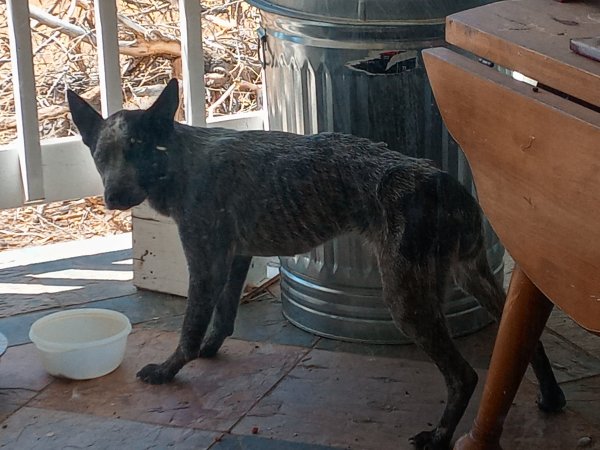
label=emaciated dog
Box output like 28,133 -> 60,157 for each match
68,79 -> 565,449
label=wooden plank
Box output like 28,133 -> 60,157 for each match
178,0 -> 206,126
423,47 -> 600,333
0,146 -> 24,210
40,137 -> 103,202
205,110 -> 265,131
6,0 -> 44,202
0,233 -> 131,269
446,0 -> 600,107
132,214 -> 276,296
94,0 -> 122,116
132,216 -> 188,297
0,137 -> 103,209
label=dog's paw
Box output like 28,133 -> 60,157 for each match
537,386 -> 566,413
409,429 -> 449,450
136,363 -> 175,385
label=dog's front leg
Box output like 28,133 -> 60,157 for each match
137,246 -> 234,384
199,255 -> 252,358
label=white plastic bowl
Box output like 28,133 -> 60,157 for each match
29,308 -> 132,380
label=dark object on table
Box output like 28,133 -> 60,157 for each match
570,37 -> 600,63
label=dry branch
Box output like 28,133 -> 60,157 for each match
207,82 -> 236,116
30,5 -> 94,44
0,105 -> 67,131
0,86 -> 99,131
28,5 -> 183,58
119,39 -> 181,58
0,196 -> 132,250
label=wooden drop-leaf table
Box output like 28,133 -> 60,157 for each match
423,0 -> 600,448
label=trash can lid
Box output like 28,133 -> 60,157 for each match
246,0 -> 497,23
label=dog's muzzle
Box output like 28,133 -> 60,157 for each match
104,189 -> 146,210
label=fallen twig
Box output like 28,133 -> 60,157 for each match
242,274 -> 281,303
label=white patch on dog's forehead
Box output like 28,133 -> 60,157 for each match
102,115 -> 128,142
94,115 -> 130,165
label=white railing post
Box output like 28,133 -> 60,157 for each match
94,0 -> 122,116
6,0 -> 44,202
178,0 -> 206,126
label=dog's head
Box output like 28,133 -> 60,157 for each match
67,79 -> 179,210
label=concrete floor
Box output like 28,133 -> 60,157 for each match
0,235 -> 599,449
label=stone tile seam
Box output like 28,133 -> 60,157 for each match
544,326 -> 600,366
223,344 -> 315,438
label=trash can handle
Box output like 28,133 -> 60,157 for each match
257,27 -> 269,69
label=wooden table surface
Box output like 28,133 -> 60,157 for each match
423,1 -> 600,447
426,0 -> 600,334
446,0 -> 600,107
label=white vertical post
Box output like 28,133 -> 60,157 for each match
94,0 -> 122,117
179,0 -> 206,126
6,0 -> 44,202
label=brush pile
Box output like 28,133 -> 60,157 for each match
0,197 -> 131,250
0,0 -> 262,250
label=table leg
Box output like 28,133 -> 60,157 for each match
454,266 -> 554,450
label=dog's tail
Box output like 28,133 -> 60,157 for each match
438,176 -> 506,320
427,171 -> 484,260
428,172 -> 506,319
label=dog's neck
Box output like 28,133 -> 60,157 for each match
142,123 -> 210,219
142,130 -> 187,218
145,173 -> 181,218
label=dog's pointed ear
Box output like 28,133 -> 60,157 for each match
67,90 -> 103,148
144,78 -> 179,131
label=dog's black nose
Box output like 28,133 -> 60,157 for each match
104,190 -> 144,210
106,192 -> 116,203
105,192 -> 122,209
104,192 -> 133,210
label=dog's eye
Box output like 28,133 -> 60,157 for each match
126,138 -> 144,160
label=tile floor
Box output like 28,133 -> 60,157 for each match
0,235 -> 599,449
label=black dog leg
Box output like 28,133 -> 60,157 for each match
380,259 -> 477,450
137,246 -> 235,384
530,341 -> 566,411
199,255 -> 252,358
457,250 -> 566,413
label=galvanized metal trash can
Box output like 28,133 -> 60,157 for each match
248,0 -> 503,343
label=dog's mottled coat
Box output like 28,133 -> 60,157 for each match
68,79 -> 565,449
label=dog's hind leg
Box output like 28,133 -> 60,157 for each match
456,247 -> 566,413
137,242 -> 236,384
199,256 -> 252,358
378,252 -> 478,450
374,170 -> 481,448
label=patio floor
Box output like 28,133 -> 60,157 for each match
0,234 -> 599,449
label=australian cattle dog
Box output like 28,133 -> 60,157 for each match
68,79 -> 565,449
